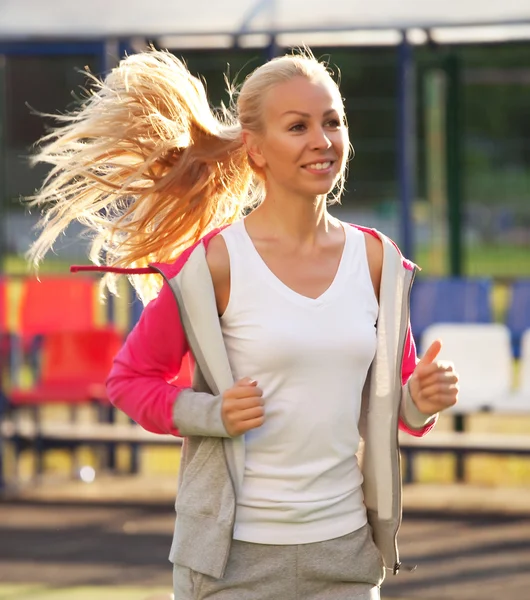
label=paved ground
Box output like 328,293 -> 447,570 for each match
0,586 -> 171,600
1,498 -> 530,600
384,512 -> 530,598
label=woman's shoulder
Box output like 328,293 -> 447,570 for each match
342,222 -> 383,299
205,228 -> 232,317
344,222 -> 415,272
205,230 -> 230,282
153,225 -> 230,280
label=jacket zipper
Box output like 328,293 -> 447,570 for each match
151,262 -> 238,577
391,265 -> 418,575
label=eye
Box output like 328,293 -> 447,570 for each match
289,123 -> 306,132
325,118 -> 342,128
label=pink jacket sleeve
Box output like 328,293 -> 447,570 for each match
107,280 -> 231,438
106,282 -> 189,436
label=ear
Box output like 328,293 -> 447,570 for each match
242,129 -> 266,169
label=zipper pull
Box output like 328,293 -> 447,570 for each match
394,562 -> 418,574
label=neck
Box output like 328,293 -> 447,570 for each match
248,189 -> 337,245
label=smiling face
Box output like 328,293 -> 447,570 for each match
244,75 -> 348,201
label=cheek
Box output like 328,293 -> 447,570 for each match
264,137 -> 303,167
335,131 -> 348,159
333,135 -> 349,175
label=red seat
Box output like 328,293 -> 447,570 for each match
18,276 -> 96,338
10,328 -> 123,406
0,277 -> 7,333
0,277 -> 9,357
11,275 -> 100,386
4,328 -> 124,485
0,277 -> 15,389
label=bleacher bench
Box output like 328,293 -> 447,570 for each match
399,431 -> 530,455
3,421 -> 530,490
1,419 -> 183,446
0,419 -> 182,490
399,430 -> 530,483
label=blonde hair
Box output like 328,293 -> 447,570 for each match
27,47 -> 347,302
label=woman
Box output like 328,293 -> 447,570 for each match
28,48 -> 458,599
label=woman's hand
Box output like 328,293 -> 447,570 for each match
221,377 -> 265,437
408,340 -> 459,416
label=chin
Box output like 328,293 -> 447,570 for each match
315,173 -> 341,194
308,183 -> 337,197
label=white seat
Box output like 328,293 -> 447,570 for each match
421,323 -> 513,413
496,328 -> 530,413
520,329 -> 530,395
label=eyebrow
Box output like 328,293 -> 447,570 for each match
281,109 -> 339,118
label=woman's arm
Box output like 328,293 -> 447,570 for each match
106,280 -> 230,438
399,327 -> 438,436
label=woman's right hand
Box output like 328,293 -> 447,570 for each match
221,378 -> 264,437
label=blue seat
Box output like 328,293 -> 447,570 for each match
410,278 -> 493,349
130,294 -> 144,330
506,280 -> 530,358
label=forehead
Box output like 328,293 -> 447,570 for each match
263,76 -> 343,120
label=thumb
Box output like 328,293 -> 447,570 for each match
417,339 -> 442,369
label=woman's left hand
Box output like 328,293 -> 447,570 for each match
408,339 -> 459,416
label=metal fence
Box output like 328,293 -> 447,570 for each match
0,42 -> 529,277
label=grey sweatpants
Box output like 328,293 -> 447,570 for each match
173,523 -> 385,599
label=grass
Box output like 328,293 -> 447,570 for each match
4,243 -> 530,279
415,244 -> 530,279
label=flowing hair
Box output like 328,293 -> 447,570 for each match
26,47 -> 347,302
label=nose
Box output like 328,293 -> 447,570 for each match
309,126 -> 332,150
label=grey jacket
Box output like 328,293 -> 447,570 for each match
151,229 -> 435,579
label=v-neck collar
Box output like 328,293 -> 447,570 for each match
237,219 -> 351,307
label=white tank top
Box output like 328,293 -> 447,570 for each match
220,219 -> 379,545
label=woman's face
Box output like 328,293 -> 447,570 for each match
247,75 -> 348,200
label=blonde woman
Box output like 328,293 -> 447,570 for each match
28,49 -> 458,600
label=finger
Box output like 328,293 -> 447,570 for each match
420,394 -> 459,412
414,362 -> 444,378
225,396 -> 264,411
238,406 -> 265,421
228,386 -> 263,400
417,339 -> 442,368
239,416 -> 266,433
236,377 -> 258,387
415,371 -> 459,388
438,360 -> 456,371
414,359 -> 455,380
417,382 -> 459,400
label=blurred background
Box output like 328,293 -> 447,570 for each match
0,2 -> 529,599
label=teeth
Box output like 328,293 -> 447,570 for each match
307,162 -> 331,170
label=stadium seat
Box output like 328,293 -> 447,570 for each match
411,278 -> 493,350
0,278 -> 11,489
18,276 -> 96,338
3,328 -> 124,483
0,277 -> 7,332
130,293 -> 144,330
0,277 -> 18,394
10,275 -> 99,385
8,328 -> 124,407
496,328 -> 530,413
506,280 -> 530,358
521,330 -> 530,395
421,323 -> 513,413
0,277 -> 9,364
